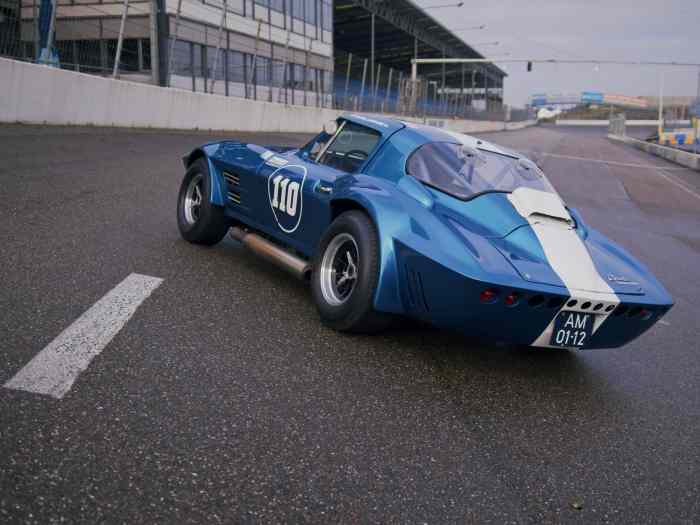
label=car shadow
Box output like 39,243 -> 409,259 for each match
372,316 -> 585,378
200,236 -> 612,402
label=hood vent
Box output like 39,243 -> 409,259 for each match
507,187 -> 571,225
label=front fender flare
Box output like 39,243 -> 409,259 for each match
182,146 -> 226,207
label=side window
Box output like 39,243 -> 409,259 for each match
319,122 -> 381,173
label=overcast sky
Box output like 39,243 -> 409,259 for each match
421,0 -> 700,107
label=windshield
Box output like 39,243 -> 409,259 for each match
406,142 -> 556,200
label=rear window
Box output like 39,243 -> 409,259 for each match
406,142 -> 555,200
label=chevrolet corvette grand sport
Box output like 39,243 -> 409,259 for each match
176,114 -> 672,349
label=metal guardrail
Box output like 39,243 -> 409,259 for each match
609,113 -> 626,136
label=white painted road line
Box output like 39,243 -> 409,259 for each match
655,168 -> 700,201
533,152 -> 689,170
4,273 -> 163,399
527,151 -> 700,200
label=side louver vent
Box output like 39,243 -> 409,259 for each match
405,265 -> 429,312
223,171 -> 241,205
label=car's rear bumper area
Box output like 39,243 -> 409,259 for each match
396,245 -> 672,349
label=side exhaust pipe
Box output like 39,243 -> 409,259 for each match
230,227 -> 311,280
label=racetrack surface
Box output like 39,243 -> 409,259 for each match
1,123 -> 699,523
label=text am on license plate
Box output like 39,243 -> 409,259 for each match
550,311 -> 593,348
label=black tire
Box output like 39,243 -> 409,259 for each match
177,158 -> 229,245
311,210 -> 389,333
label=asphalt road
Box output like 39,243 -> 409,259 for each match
1,123 -> 699,524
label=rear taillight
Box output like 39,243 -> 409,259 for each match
504,291 -> 521,306
480,288 -> 499,304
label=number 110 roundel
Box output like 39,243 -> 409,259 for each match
268,165 -> 307,234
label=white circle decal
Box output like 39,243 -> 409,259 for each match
267,164 -> 307,234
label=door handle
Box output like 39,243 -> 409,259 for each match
316,184 -> 332,194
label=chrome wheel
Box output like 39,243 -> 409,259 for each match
319,233 -> 359,306
183,173 -> 204,225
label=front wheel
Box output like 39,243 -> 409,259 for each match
311,211 -> 389,333
177,158 -> 229,245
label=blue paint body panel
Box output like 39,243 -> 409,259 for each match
182,114 -> 673,349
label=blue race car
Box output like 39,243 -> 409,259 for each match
177,114 -> 673,349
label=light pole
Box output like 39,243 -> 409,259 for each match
370,13 -> 375,104
428,80 -> 439,112
396,2 -> 464,13
452,25 -> 486,31
419,1 -> 464,8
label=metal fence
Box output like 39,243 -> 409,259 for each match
1,0 -> 530,121
332,50 -> 521,121
1,0 -> 153,78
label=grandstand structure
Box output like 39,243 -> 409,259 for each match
2,0 -> 506,116
332,0 -> 505,115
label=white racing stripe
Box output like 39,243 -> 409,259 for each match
508,188 -> 620,348
4,273 -> 163,399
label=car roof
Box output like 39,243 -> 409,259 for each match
401,121 -> 521,158
340,114 -> 521,158
340,114 -> 405,136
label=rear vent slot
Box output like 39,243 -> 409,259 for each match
223,171 -> 241,205
405,265 -> 429,312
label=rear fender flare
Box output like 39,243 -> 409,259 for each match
330,188 -> 406,314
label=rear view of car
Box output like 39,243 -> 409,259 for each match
175,115 -> 672,350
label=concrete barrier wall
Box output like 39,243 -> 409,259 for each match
608,133 -> 700,171
398,116 -> 536,134
557,119 -> 668,127
0,58 -> 339,133
0,57 -> 535,135
505,120 -> 537,131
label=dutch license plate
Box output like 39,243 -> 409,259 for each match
550,311 -> 593,348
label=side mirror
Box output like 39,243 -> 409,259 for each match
323,120 -> 339,135
310,141 -> 324,159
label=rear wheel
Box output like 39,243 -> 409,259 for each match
177,158 -> 229,245
311,211 -> 389,333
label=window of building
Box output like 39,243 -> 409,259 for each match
291,63 -> 305,89
292,0 -> 303,20
321,69 -> 332,93
272,59 -> 286,87
193,43 -> 203,78
322,0 -> 332,31
228,0 -> 244,15
206,46 -> 225,80
141,38 -> 152,71
227,50 -> 245,83
307,67 -> 317,92
254,56 -> 271,86
254,0 -> 270,23
304,0 -> 315,23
